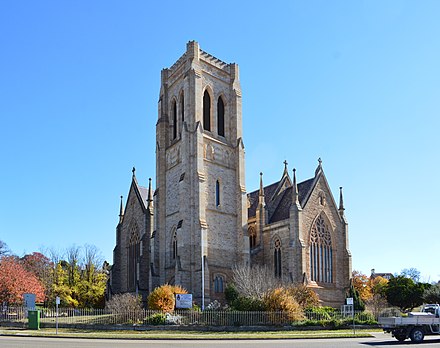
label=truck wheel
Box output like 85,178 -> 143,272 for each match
395,334 -> 406,342
410,328 -> 424,343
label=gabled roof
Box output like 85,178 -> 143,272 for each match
127,177 -> 153,214
247,176 -> 314,222
269,178 -> 314,223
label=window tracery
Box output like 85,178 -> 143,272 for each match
310,214 -> 333,283
128,225 -> 140,291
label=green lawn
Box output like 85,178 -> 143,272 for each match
0,327 -> 378,340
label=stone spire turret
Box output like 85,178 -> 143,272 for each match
339,187 -> 345,215
147,178 -> 153,209
258,172 -> 265,207
293,168 -> 299,205
292,168 -> 301,210
119,195 -> 124,224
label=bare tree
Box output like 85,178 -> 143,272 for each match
0,240 -> 10,258
232,264 -> 282,300
65,245 -> 81,286
46,247 -> 64,266
83,244 -> 103,282
400,268 -> 421,283
366,293 -> 389,319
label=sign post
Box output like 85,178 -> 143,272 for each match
346,297 -> 355,335
55,296 -> 60,335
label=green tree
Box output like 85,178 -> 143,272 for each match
348,281 -> 365,311
386,276 -> 429,312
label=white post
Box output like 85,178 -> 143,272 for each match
55,296 -> 60,335
201,229 -> 205,311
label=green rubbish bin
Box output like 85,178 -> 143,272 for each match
28,310 -> 40,330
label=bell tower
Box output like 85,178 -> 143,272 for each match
154,41 -> 249,305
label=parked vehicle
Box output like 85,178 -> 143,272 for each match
379,304 -> 440,343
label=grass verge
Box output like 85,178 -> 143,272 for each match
0,328 -> 376,340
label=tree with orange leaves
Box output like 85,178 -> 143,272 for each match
0,256 -> 45,305
352,270 -> 372,302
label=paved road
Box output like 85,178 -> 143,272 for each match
1,333 -> 440,348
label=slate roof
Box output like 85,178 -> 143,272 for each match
247,181 -> 279,218
136,183 -> 154,211
138,185 -> 149,208
247,177 -> 315,223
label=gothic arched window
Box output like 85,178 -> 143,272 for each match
310,214 -> 333,283
172,100 -> 177,140
214,275 -> 224,293
180,92 -> 184,122
274,238 -> 282,278
203,90 -> 211,131
217,96 -> 225,137
215,180 -> 220,207
249,226 -> 257,249
172,230 -> 177,260
128,226 -> 140,291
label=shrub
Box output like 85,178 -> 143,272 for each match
232,296 -> 265,311
147,284 -> 188,312
304,306 -> 336,321
225,284 -> 239,305
225,284 -> 264,311
145,312 -> 167,325
287,285 -> 320,309
106,293 -> 143,324
264,288 -> 304,322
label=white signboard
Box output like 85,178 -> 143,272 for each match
56,296 -> 61,305
346,297 -> 354,305
175,294 -> 193,309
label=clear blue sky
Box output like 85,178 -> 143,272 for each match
1,1 -> 439,282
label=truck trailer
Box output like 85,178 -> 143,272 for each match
379,304 -> 440,343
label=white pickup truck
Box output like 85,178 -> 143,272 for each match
379,304 -> 440,343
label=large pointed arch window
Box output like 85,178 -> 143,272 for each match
274,238 -> 282,278
310,214 -> 333,283
128,225 -> 140,291
217,96 -> 225,137
203,90 -> 211,131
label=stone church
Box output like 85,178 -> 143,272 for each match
109,41 -> 352,307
